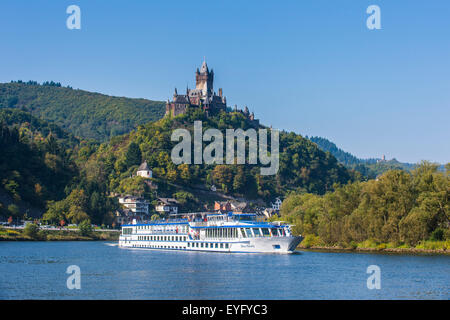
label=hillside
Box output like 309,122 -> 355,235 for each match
0,81 -> 166,141
0,108 -> 80,149
0,109 -> 118,225
308,136 -> 417,178
0,119 -> 77,213
78,108 -> 353,212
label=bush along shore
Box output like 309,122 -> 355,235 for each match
297,234 -> 450,255
0,224 -> 119,241
278,162 -> 449,255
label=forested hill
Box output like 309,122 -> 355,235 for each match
80,108 -> 353,208
0,116 -> 77,214
0,81 -> 166,142
0,108 -> 118,224
308,136 -> 362,166
308,136 -> 417,178
0,108 -> 79,149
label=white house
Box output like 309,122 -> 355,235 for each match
136,161 -> 152,178
155,198 -> 179,214
118,195 -> 150,215
271,197 -> 282,211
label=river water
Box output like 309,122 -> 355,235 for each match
0,241 -> 448,299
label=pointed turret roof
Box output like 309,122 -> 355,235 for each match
138,161 -> 149,171
200,60 -> 208,73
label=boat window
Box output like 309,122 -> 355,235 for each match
215,243 -> 218,248
240,228 -> 246,238
245,228 -> 252,237
262,228 -> 270,236
225,243 -> 229,249
220,243 -> 223,248
253,228 -> 262,237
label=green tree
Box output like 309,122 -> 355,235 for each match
23,223 -> 39,238
78,219 -> 93,237
125,142 -> 142,168
7,204 -> 20,218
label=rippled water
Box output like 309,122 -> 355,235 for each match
0,241 -> 448,299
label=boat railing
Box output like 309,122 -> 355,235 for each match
139,218 -> 188,225
189,221 -> 208,227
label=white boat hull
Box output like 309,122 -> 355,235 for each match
119,235 -> 303,254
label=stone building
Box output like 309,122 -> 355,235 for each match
165,61 -> 227,117
165,61 -> 259,126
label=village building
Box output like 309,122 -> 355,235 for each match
115,195 -> 151,225
214,201 -> 232,212
271,197 -> 282,211
136,161 -> 152,178
115,209 -> 140,225
118,195 -> 150,215
155,198 -> 179,215
214,200 -> 250,213
262,208 -> 278,220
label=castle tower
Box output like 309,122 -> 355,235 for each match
195,60 -> 214,96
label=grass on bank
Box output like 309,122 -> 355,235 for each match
0,225 -> 119,241
298,234 -> 450,252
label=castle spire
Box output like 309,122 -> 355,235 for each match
200,59 -> 208,73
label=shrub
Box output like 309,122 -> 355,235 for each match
430,228 -> 445,241
78,220 -> 93,237
23,223 -> 39,238
300,234 -> 322,248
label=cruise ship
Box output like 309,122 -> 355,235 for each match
119,212 -> 303,254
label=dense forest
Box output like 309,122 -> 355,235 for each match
0,110 -> 117,225
0,120 -> 76,210
280,162 -> 449,248
0,81 -> 165,141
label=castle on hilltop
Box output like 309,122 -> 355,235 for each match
165,61 -> 258,125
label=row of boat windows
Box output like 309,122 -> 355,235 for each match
129,243 -> 230,250
187,242 -> 229,249
205,227 -> 285,238
137,235 -> 187,242
135,225 -> 188,233
132,244 -> 186,249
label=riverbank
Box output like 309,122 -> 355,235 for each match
0,227 -> 119,241
297,235 -> 450,255
299,245 -> 450,255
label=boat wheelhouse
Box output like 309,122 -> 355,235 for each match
119,212 -> 303,254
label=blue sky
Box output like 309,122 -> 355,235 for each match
0,0 -> 449,164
